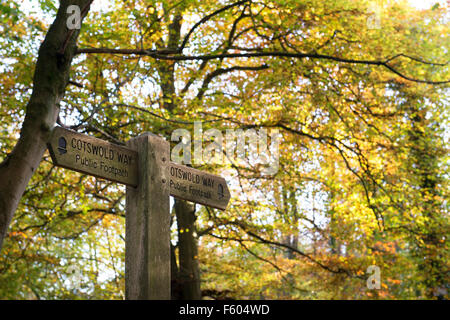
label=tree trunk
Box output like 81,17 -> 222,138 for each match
406,100 -> 447,299
155,9 -> 203,300
170,242 -> 182,300
174,199 -> 201,299
0,0 -> 93,251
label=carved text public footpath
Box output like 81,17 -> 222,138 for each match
47,126 -> 231,299
48,127 -> 138,186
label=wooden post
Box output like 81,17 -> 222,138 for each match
47,127 -> 230,299
125,133 -> 170,300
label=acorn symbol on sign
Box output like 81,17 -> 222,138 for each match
218,183 -> 224,200
58,137 -> 67,155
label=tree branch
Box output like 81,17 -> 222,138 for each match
75,49 -> 449,84
197,64 -> 269,100
179,0 -> 251,52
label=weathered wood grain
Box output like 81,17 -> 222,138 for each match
48,126 -> 138,186
125,133 -> 170,300
169,162 -> 230,210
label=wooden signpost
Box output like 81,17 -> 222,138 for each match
47,127 -> 230,300
169,162 -> 230,211
48,127 -> 138,187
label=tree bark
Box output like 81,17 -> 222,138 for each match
154,8 -> 203,299
174,199 -> 201,300
0,0 -> 93,251
170,242 -> 182,300
406,99 -> 447,299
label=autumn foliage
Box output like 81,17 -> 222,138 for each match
0,0 -> 448,299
